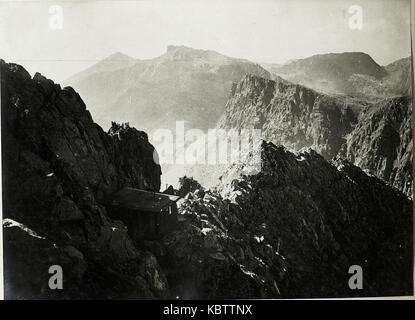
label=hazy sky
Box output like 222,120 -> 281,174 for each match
0,0 -> 411,81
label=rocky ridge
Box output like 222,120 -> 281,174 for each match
216,142 -> 413,297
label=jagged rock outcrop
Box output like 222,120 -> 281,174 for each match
206,142 -> 411,297
1,60 -> 166,299
149,142 -> 412,298
218,74 -> 359,159
338,96 -> 413,198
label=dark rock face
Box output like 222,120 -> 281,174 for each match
152,142 -> 412,298
338,96 -> 413,198
218,74 -> 358,159
1,60 -> 166,299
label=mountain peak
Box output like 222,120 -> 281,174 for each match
264,51 -> 391,96
104,52 -> 135,61
284,51 -> 384,72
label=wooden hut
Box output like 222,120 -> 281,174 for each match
109,187 -> 180,240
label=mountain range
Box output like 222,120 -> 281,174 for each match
64,46 -> 270,133
1,43 -> 413,299
65,46 -> 412,197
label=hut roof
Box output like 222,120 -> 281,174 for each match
111,187 -> 180,213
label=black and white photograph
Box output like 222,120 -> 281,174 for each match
0,0 -> 413,302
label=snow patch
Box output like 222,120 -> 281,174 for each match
254,235 -> 264,243
3,218 -> 46,239
201,227 -> 212,235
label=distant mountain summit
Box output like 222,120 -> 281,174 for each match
277,52 -> 386,78
65,52 -> 136,85
165,45 -> 243,63
263,52 -> 411,99
64,46 -> 270,132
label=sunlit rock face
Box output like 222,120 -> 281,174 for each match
338,96 -> 413,198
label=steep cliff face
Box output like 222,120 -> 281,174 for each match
338,96 -> 413,198
1,60 -> 165,299
218,74 -> 359,159
216,142 -> 412,297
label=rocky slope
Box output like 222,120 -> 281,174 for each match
347,57 -> 412,99
264,53 -> 411,99
162,142 -> 413,298
64,45 -> 270,133
338,96 -> 413,198
1,60 -> 166,299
